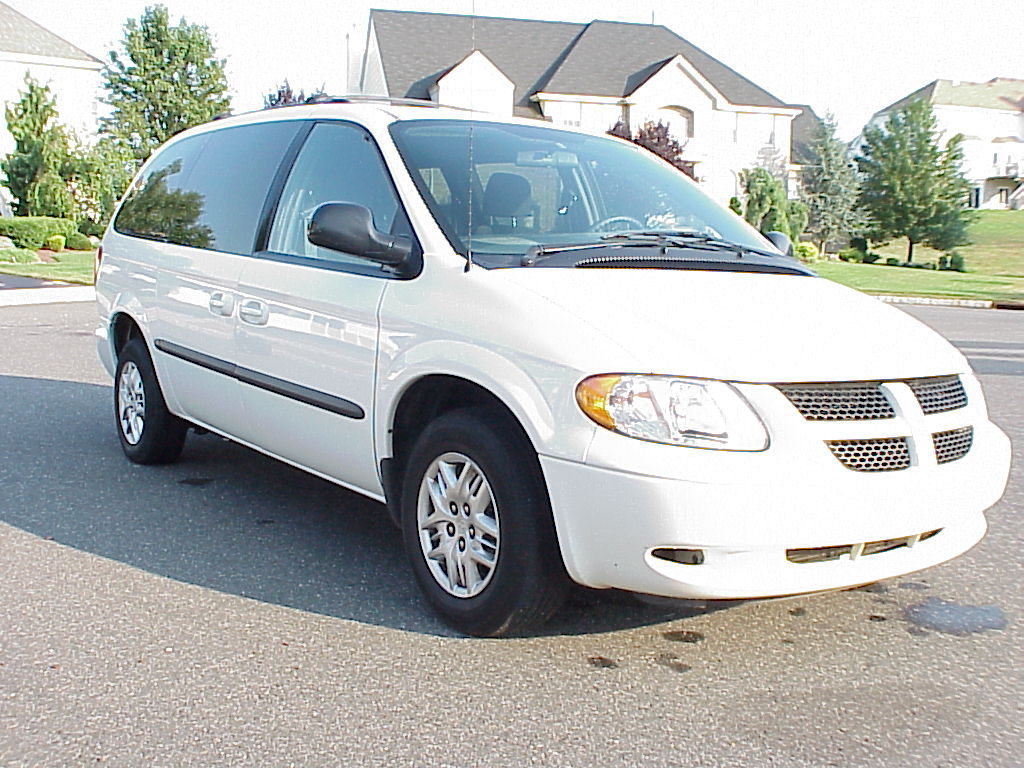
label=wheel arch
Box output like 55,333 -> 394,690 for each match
381,373 -> 543,526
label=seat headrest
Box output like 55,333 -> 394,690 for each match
482,172 -> 533,217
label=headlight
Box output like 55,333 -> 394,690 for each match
575,374 -> 768,450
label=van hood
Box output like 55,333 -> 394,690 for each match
497,268 -> 969,382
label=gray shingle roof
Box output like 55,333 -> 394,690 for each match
371,10 -> 587,116
541,20 -> 785,108
0,2 -> 99,63
369,10 -> 786,112
789,104 -> 822,165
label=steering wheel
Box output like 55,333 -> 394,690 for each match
594,215 -> 644,233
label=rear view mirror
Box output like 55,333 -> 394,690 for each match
516,150 -> 579,168
308,202 -> 413,273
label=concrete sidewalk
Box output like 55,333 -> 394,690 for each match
0,282 -> 94,307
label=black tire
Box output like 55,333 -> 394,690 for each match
114,338 -> 188,465
400,407 -> 569,637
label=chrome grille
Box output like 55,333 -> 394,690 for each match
908,376 -> 967,414
776,383 -> 894,421
827,437 -> 911,472
933,426 -> 973,464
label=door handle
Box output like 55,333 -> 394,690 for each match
209,291 -> 235,316
238,299 -> 269,326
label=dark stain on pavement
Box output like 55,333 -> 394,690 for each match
662,630 -> 704,643
179,477 -> 215,487
905,598 -> 1007,636
587,656 -> 618,669
655,653 -> 691,673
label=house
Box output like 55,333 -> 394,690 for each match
0,2 -> 103,168
866,78 -> 1024,210
359,9 -> 807,204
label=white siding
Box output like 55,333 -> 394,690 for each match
432,51 -> 513,115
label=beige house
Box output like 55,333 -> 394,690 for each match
867,78 -> 1024,210
359,10 -> 811,205
0,2 -> 103,205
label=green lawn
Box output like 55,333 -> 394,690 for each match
815,261 -> 1024,303
820,210 -> 1024,303
0,250 -> 95,285
869,210 -> 1024,277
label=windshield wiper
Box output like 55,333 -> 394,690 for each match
599,230 -> 781,258
521,230 -> 781,266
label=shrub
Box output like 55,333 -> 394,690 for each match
0,247 -> 40,264
0,216 -> 77,249
44,234 -> 66,252
794,242 -> 818,262
949,252 -> 966,272
861,252 -> 881,264
837,247 -> 864,262
938,255 -> 948,270
65,231 -> 94,251
885,257 -> 899,266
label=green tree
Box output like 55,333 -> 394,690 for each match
802,113 -> 867,255
67,137 -> 135,235
103,5 -> 231,162
1,73 -> 75,217
740,166 -> 807,240
857,98 -> 973,262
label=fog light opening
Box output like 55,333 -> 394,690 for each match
652,547 -> 705,565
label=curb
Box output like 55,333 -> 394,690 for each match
0,286 -> 95,307
875,295 -> 994,309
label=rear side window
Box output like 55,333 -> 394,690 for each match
114,121 -> 302,254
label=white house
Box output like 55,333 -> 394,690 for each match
359,10 -> 810,205
866,78 -> 1024,210
0,2 -> 103,203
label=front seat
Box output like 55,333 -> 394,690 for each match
479,172 -> 538,234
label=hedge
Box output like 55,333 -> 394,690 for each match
0,217 -> 78,250
65,231 -> 94,251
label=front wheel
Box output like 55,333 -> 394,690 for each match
114,338 -> 188,465
401,408 -> 569,637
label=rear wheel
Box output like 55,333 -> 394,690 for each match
401,408 -> 569,637
115,338 -> 187,465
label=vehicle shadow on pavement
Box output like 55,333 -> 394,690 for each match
0,375 -> 728,637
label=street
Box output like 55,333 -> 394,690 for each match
0,300 -> 1021,767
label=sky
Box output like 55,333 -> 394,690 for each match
11,0 -> 1024,140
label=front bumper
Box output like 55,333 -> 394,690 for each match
540,415 -> 1010,599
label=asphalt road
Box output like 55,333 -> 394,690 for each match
0,301 -> 1020,767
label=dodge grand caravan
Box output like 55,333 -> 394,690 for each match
95,98 -> 1011,636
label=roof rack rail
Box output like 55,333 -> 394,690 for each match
303,94 -> 441,108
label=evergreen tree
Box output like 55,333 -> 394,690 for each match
739,167 -> 806,243
103,5 -> 231,162
68,137 -> 135,235
1,73 -> 75,217
857,99 -> 973,262
802,113 -> 867,255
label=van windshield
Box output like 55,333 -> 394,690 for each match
389,119 -> 773,268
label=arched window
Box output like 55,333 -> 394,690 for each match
657,106 -> 695,139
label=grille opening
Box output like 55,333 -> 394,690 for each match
652,548 -> 705,565
908,376 -> 967,414
787,529 -> 942,564
776,383 -> 894,421
933,426 -> 973,464
827,436 -> 911,472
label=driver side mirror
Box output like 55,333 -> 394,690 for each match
307,202 -> 414,273
764,230 -> 794,257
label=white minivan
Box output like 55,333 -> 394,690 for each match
96,98 -> 1011,636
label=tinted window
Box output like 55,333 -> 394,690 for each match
268,122 -> 401,268
115,121 -> 302,254
114,135 -> 212,247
